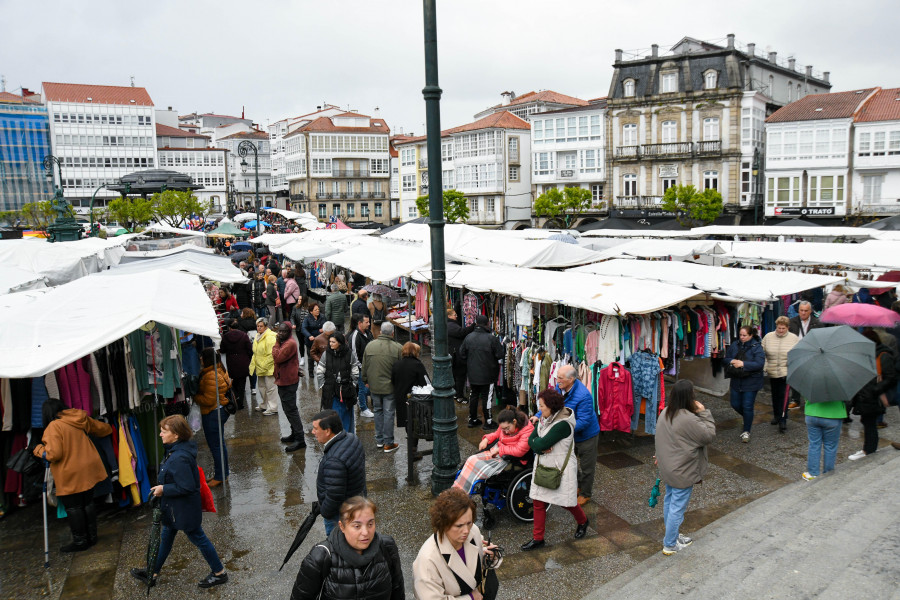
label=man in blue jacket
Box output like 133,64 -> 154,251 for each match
533,364 -> 600,505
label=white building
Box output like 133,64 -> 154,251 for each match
215,129 -> 274,210
475,90 -> 589,120
156,124 -> 229,214
765,88 -> 879,219
852,87 -> 900,216
396,111 -> 532,228
43,82 -> 158,207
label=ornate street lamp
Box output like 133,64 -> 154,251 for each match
422,0 -> 459,494
752,148 -> 761,225
42,154 -> 80,242
237,140 -> 260,234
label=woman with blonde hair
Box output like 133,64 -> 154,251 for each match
761,315 -> 799,433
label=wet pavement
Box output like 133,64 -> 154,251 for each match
3,352 -> 899,600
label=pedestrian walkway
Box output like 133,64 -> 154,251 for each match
585,449 -> 900,600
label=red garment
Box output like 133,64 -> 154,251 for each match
597,362 -> 633,433
198,466 -> 216,513
480,422 -> 534,464
56,358 -> 92,412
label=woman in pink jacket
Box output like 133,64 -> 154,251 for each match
453,407 -> 534,493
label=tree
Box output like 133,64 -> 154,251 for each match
415,189 -> 470,223
20,201 -> 67,230
152,190 -> 211,228
107,197 -> 154,232
533,186 -> 594,228
660,184 -> 724,227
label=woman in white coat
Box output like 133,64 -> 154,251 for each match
521,389 -> 589,551
412,487 -> 497,600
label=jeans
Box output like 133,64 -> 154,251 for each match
532,499 -> 586,541
805,415 -> 842,476
331,397 -> 354,435
278,383 -> 303,439
201,408 -> 230,481
663,484 -> 694,548
323,518 -> 337,536
730,389 -> 758,433
154,525 -> 223,575
861,414 -> 879,455
469,384 -> 494,423
249,373 -> 257,391
357,374 -> 370,412
371,392 -> 396,445
770,377 -> 788,423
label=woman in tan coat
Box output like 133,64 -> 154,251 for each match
761,316 -> 799,432
33,398 -> 112,552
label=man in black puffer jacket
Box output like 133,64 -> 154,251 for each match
458,314 -> 504,431
312,410 -> 366,535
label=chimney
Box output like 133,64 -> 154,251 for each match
615,49 -> 623,62
788,57 -> 796,71
651,44 -> 658,58
747,43 -> 755,56
501,91 -> 512,106
726,33 -> 735,49
768,51 -> 777,63
805,65 -> 813,77
168,106 -> 172,111
823,71 -> 830,83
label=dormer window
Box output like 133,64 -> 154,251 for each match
623,79 -> 635,97
660,73 -> 677,94
704,70 -> 718,90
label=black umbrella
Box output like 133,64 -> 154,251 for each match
229,251 -> 251,263
144,497 -> 163,595
279,501 -> 320,571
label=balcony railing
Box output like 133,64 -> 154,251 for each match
332,169 -> 369,177
613,195 -> 666,209
641,142 -> 692,158
418,158 -> 428,168
695,140 -> 721,154
467,211 -> 498,224
315,193 -> 334,199
615,145 -> 641,158
367,192 -> 386,198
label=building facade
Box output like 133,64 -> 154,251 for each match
43,82 -> 158,207
215,129 -> 273,211
0,90 -> 53,212
606,35 -> 831,221
284,112 -> 391,226
156,124 -> 229,214
852,88 -> 900,217
475,90 -> 589,120
396,111 -> 532,228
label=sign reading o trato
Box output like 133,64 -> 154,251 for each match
658,164 -> 678,178
773,207 -> 836,216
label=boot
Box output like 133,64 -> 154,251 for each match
85,502 -> 99,547
60,506 -> 91,552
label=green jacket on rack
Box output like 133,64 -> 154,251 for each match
127,325 -> 181,399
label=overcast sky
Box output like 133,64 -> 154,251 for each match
3,0 -> 899,136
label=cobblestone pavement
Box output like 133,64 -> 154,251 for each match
2,354 -> 898,600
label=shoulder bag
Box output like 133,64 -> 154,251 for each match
532,436 -> 574,490
724,347 -> 748,379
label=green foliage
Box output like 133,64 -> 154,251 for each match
0,210 -> 19,226
533,186 -> 594,228
107,197 -> 154,232
151,190 -> 211,227
20,201 -> 63,229
660,184 -> 724,227
416,189 -> 470,223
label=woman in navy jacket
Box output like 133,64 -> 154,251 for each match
725,325 -> 766,443
130,415 -> 228,589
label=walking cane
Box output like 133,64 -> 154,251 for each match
42,460 -> 50,568
215,357 -> 227,493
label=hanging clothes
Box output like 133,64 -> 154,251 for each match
629,351 -> 662,435
597,362 -> 633,433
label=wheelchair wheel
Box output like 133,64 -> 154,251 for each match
506,469 -> 534,522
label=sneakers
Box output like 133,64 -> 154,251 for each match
848,450 -> 867,461
360,409 -> 375,418
376,443 -> 384,449
788,401 -> 799,410
251,389 -> 257,396
198,571 -> 228,588
662,539 -> 690,555
467,418 -> 482,428
262,410 -> 278,416
801,472 -> 817,481
740,432 -> 750,443
677,533 -> 693,546
876,422 -> 888,429
481,420 -> 498,431
254,406 -> 264,412
383,443 -> 400,453
131,568 -> 158,587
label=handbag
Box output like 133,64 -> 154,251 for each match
6,447 -> 43,476
532,437 -> 574,490
222,387 -> 238,415
724,348 -> 748,379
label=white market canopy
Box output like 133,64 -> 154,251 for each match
278,240 -> 342,262
691,225 -> 878,241
120,244 -> 214,262
718,240 -> 900,271
262,207 -> 304,220
101,252 -> 247,283
0,238 -> 126,286
0,270 -> 220,378
232,212 -> 259,223
0,266 -> 48,295
589,239 -> 725,261
411,264 -> 704,315
570,259 -> 846,302
327,239 -> 431,282
140,222 -> 207,237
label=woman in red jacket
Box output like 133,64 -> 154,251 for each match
453,406 -> 534,493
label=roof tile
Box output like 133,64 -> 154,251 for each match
0,91 -> 41,105
395,111 -> 530,146
854,87 -> 900,123
218,129 -> 269,140
42,82 -> 154,106
155,123 -> 209,139
766,89 -> 878,123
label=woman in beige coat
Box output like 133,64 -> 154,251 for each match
761,316 -> 799,432
521,389 -> 588,551
412,488 -> 496,600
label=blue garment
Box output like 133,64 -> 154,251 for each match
323,518 -> 337,536
332,397 -> 355,436
724,337 -> 765,392
730,389 -> 758,434
127,415 -> 152,502
31,377 -> 49,428
201,408 -> 230,481
155,524 -> 223,575
157,440 -> 202,531
182,341 -> 201,377
563,328 -> 574,358
357,373 -> 370,412
663,484 -> 694,548
629,352 -> 661,434
553,379 -> 600,443
805,415 -> 842,477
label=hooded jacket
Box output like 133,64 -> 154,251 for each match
655,407 -> 717,489
220,327 -> 252,379
194,364 -> 232,415
291,530 -> 404,600
33,408 -> 112,496
458,325 -> 504,385
157,439 -> 202,531
250,327 -> 278,376
725,336 -> 766,392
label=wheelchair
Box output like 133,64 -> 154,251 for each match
461,451 -> 535,529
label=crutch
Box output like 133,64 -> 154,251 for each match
42,460 -> 50,568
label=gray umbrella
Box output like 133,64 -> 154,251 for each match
786,326 -> 876,403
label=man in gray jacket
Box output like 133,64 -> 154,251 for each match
323,283 -> 346,332
362,322 -> 403,453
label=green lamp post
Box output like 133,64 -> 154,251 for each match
43,154 -> 81,242
422,0 -> 459,494
237,141 -> 261,234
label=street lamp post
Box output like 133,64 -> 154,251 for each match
752,148 -> 761,225
89,182 -> 130,237
422,0 -> 459,495
237,141 -> 260,234
42,154 -> 80,242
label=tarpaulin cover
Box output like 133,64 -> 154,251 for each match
277,240 -> 342,262
0,270 -> 220,378
101,253 -> 247,283
587,239 -> 725,261
0,266 -> 48,295
0,238 -> 126,285
411,264 -> 702,315
327,239 -> 431,282
120,245 -> 214,262
571,259 -> 845,302
719,240 -> 900,270
140,222 -> 207,237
